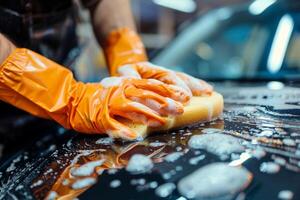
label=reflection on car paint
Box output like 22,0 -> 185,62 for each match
0,86 -> 300,200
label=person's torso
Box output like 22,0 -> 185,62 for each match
0,0 -> 72,14
0,0 -> 79,65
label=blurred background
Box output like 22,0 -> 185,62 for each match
74,0 -> 300,83
74,0 -> 251,81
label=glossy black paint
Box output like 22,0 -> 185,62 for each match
0,83 -> 299,200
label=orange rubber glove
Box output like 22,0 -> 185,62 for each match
104,28 -> 213,97
0,48 -> 190,140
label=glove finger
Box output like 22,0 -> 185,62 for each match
135,62 -> 193,97
176,72 -> 213,96
114,100 -> 166,127
125,86 -> 184,116
131,78 -> 190,104
109,89 -> 166,127
99,90 -> 138,140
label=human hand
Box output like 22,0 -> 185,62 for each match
116,62 -> 213,97
0,48 -> 190,140
104,28 -> 213,97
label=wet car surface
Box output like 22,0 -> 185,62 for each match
0,83 -> 299,200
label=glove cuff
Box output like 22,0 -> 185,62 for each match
0,48 -> 78,127
104,28 -> 148,76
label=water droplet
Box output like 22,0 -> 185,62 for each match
176,166 -> 183,171
149,141 -> 166,147
110,179 -> 121,188
149,181 -> 158,189
126,154 -> 153,174
164,152 -> 183,163
107,168 -> 118,175
72,177 -> 97,190
45,191 -> 58,200
95,137 -> 114,145
251,148 -> 266,159
282,139 -> 296,146
257,130 -> 273,137
130,178 -> 146,185
70,159 -> 104,177
189,155 -> 206,165
278,190 -> 294,200
272,155 -> 286,166
260,162 -> 280,174
155,183 -> 176,198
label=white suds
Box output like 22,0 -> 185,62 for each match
117,64 -> 141,78
6,155 -> 22,173
282,138 -> 296,146
164,152 -> 183,163
177,163 -> 252,199
45,191 -> 58,200
31,180 -> 43,188
126,154 -> 153,174
155,183 -> 176,198
143,98 -> 162,112
149,181 -> 158,189
72,177 -> 97,190
188,133 -> 244,158
130,178 -> 146,185
44,168 -> 53,175
202,128 -> 223,134
15,185 -> 24,191
110,179 -> 121,188
272,156 -> 286,166
107,168 -> 118,175
260,162 -> 280,174
165,98 -> 180,115
71,159 -> 104,177
95,137 -> 113,145
251,149 -> 266,159
189,155 -> 206,165
257,130 -> 273,137
6,164 -> 16,173
278,190 -> 294,200
62,179 -> 70,186
149,142 -> 166,147
100,77 -> 125,88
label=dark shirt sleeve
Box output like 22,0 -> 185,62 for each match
80,0 -> 101,8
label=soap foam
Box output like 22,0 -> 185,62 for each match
100,77 -> 125,88
178,163 -> 252,199
72,177 -> 97,190
71,159 -> 104,177
155,183 -> 176,198
188,133 -> 244,158
164,152 -> 184,163
126,154 -> 153,174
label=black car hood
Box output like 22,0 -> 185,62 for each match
0,82 -> 300,200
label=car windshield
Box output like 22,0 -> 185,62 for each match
153,5 -> 300,81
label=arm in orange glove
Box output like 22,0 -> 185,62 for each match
0,48 -> 189,140
88,0 -> 212,97
103,28 -> 213,97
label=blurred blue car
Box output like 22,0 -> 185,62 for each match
153,0 -> 300,81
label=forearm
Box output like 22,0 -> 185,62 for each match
89,0 -> 136,46
0,34 -> 16,64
